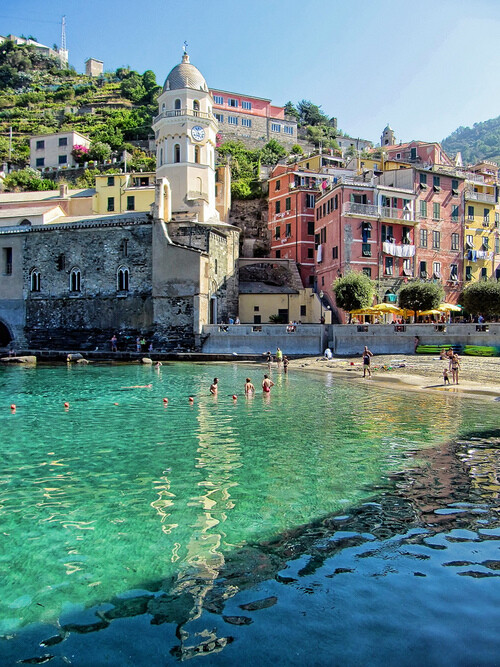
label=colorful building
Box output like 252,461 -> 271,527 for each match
379,166 -> 465,304
268,164 -> 332,287
463,161 -> 500,282
93,172 -> 155,215
30,131 -> 91,171
314,174 -> 418,320
210,89 -> 297,147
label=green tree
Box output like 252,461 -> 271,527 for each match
333,272 -> 375,321
461,281 -> 500,317
284,101 -> 300,121
120,71 -> 147,103
398,281 -> 444,316
290,144 -> 304,155
297,100 -> 330,127
88,141 -> 111,163
260,139 -> 287,166
75,168 -> 101,188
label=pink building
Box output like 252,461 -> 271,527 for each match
210,89 -> 297,146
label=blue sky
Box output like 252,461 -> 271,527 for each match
2,0 -> 500,145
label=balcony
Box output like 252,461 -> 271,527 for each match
464,189 -> 496,204
153,108 -> 213,124
343,202 -> 417,225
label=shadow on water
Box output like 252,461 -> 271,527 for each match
4,428 -> 500,665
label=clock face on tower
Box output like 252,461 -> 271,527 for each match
191,126 -> 205,142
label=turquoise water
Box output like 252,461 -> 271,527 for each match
0,362 -> 499,664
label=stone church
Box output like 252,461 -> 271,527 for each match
0,53 -> 239,351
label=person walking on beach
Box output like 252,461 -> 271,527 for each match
111,334 -> 118,352
244,378 -> 255,394
449,354 -> 461,384
210,377 -> 219,395
443,368 -> 450,385
262,375 -> 274,393
362,346 -> 373,378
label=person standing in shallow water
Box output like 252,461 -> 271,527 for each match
244,378 -> 255,394
262,374 -> 274,393
362,346 -> 373,378
210,377 -> 219,395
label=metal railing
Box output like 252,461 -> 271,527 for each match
343,202 -> 416,222
153,108 -> 213,123
464,189 -> 496,204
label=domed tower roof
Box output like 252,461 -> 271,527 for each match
163,53 -> 208,93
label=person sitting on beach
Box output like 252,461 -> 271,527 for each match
210,377 -> 219,395
443,368 -> 450,385
439,348 -> 447,360
244,378 -> 255,394
262,375 -> 274,393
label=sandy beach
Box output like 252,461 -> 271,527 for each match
288,353 -> 500,401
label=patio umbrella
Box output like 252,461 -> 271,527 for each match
438,303 -> 462,312
418,309 -> 442,316
349,308 -> 378,315
370,303 -> 404,314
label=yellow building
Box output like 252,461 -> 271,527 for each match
463,162 -> 499,282
93,172 -> 155,215
93,166 -> 231,222
238,286 -> 323,324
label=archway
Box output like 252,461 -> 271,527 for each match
0,321 -> 13,347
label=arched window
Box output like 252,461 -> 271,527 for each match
174,144 -> 181,163
162,103 -> 165,111
193,100 -> 200,116
30,269 -> 41,292
194,145 -> 200,164
174,98 -> 181,111
117,266 -> 129,292
196,177 -> 203,194
159,148 -> 163,165
70,268 -> 81,293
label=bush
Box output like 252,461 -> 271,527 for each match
398,280 -> 444,315
3,167 -> 55,192
333,272 -> 375,321
290,144 -> 304,155
88,141 -> 111,163
461,280 -> 500,317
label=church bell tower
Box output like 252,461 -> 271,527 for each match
153,52 -> 219,222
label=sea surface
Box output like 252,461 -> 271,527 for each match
0,361 -> 499,665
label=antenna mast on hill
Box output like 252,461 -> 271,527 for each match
61,16 -> 66,52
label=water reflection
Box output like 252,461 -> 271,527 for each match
0,364 -> 499,664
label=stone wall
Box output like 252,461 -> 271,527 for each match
24,221 -> 155,349
229,198 -> 270,258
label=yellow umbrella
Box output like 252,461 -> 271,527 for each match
418,309 -> 442,316
438,303 -> 462,312
371,303 -> 404,314
349,307 -> 378,314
